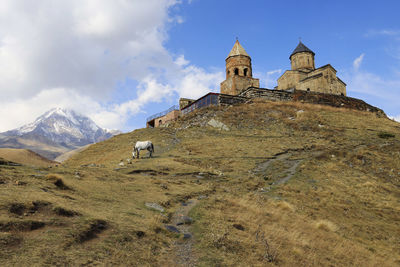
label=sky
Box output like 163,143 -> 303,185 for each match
0,0 -> 399,132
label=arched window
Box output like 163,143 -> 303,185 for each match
307,88 -> 310,92
244,68 -> 248,77
234,68 -> 239,75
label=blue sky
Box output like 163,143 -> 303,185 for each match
0,0 -> 399,132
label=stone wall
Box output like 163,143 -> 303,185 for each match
154,109 -> 181,127
233,87 -> 385,116
277,70 -> 305,90
292,90 -> 385,116
240,87 -> 293,101
218,94 -> 248,105
221,76 -> 260,95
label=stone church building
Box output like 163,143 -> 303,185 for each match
220,40 -> 346,96
147,40 -> 359,127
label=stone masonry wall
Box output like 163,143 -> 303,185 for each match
154,109 -> 181,127
240,87 -> 293,101
292,90 -> 385,116
218,94 -> 248,105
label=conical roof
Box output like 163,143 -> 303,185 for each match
290,41 -> 315,59
227,40 -> 250,59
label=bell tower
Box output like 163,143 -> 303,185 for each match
220,40 -> 259,95
290,41 -> 315,71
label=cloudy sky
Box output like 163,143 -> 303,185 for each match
0,0 -> 399,132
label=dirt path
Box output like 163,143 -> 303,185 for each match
253,151 -> 303,185
170,199 -> 198,267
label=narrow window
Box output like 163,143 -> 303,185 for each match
244,68 -> 248,77
234,68 -> 239,75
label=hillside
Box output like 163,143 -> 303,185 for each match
54,144 -> 91,163
0,148 -> 57,167
1,99 -> 399,266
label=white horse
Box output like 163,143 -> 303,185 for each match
132,141 -> 154,159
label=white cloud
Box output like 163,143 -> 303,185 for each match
345,54 -> 400,100
389,115 -> 400,122
341,54 -> 400,121
0,0 -> 223,132
353,53 -> 364,71
365,29 -> 400,38
257,69 -> 282,88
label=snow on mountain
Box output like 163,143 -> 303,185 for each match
3,108 -> 118,148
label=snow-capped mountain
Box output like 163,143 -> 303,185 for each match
0,108 -> 120,159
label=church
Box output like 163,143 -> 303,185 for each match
146,40 -> 365,128
220,40 -> 346,96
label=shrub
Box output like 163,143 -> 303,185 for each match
378,132 -> 395,139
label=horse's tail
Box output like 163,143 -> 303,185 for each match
151,142 -> 154,152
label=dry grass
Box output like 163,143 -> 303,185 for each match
0,148 -> 57,167
314,219 -> 338,232
1,99 -> 399,266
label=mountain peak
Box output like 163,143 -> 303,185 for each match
1,108 -> 119,154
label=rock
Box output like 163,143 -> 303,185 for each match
145,202 -> 165,212
160,184 -> 168,190
233,224 -> 245,231
183,233 -> 192,239
176,216 -> 193,226
197,195 -> 208,200
165,225 -> 180,233
119,162 -> 125,166
207,119 -> 230,131
135,231 -> 145,238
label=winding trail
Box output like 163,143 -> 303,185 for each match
171,199 -> 198,267
253,151 -> 303,185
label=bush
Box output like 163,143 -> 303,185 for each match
378,132 -> 395,139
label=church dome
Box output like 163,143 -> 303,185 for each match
226,40 -> 250,59
290,41 -> 315,59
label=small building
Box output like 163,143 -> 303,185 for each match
276,42 -> 346,96
146,105 -> 180,128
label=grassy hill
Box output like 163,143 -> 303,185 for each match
54,144 -> 91,163
0,148 -> 57,167
1,99 -> 399,266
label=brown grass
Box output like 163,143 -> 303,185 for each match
1,99 -> 399,266
315,219 -> 338,232
0,148 -> 57,167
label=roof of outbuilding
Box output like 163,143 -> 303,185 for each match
290,41 -> 315,59
227,40 -> 250,59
